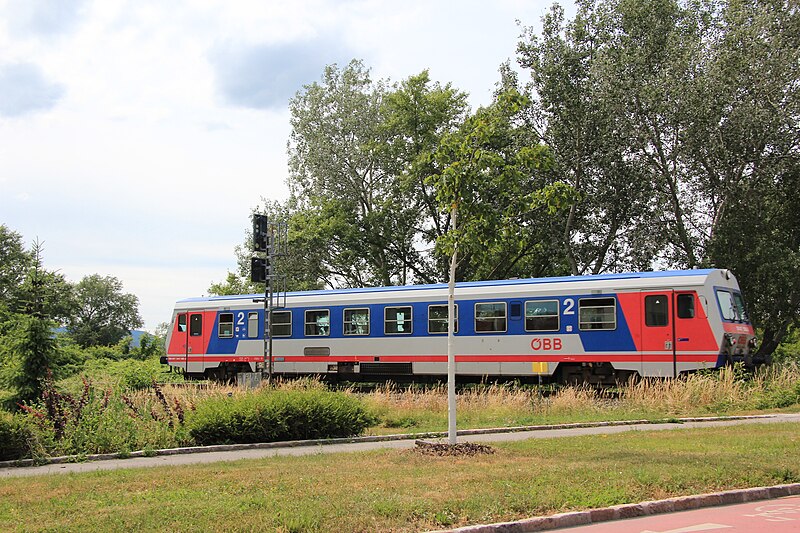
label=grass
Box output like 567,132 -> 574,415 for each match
363,364 -> 800,434
0,422 -> 798,532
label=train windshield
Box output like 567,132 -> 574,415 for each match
716,289 -> 749,322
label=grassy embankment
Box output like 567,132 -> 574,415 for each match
1,363 -> 798,461
0,422 -> 798,532
363,363 -> 800,433
116,362 -> 800,436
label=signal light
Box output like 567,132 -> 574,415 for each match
251,257 -> 270,283
253,214 -> 269,252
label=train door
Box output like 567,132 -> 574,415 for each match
185,312 -> 207,373
640,291 -> 675,377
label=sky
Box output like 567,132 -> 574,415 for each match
0,0 -> 574,331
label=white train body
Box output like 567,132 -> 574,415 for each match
164,269 -> 758,383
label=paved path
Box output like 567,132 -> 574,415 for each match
550,494 -> 800,532
2,413 -> 798,479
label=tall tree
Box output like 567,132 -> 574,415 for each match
702,0 -> 800,354
67,275 -> 143,347
518,2 -> 663,275
1,241 -> 59,408
0,225 -> 31,316
381,71 -> 469,282
288,60 -> 402,287
286,61 -> 468,287
430,89 -> 577,281
519,0 -> 800,354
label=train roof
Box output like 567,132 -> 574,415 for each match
177,268 -> 724,304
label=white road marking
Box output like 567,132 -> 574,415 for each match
640,524 -> 733,533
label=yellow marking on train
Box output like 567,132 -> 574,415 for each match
532,362 -> 548,374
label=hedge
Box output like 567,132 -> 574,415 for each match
0,410 -> 35,461
188,389 -> 377,445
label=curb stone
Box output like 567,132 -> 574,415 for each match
0,414 -> 779,469
434,483 -> 800,533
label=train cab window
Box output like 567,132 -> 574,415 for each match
715,290 -> 736,321
645,295 -> 668,327
525,300 -> 559,331
344,308 -> 370,335
716,290 -> 748,322
733,292 -> 749,322
248,312 -> 259,338
385,306 -> 412,334
218,313 -> 234,338
578,298 -> 616,330
189,314 -> 203,336
677,294 -> 695,319
305,309 -> 330,336
271,310 -> 292,337
475,302 -> 507,333
428,304 -> 458,334
177,314 -> 187,333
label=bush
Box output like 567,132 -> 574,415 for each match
188,389 -> 377,445
11,378 -> 192,459
0,410 -> 36,461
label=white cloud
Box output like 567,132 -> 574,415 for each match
210,36 -> 354,110
4,0 -> 88,39
0,0 -> 570,332
0,62 -> 65,117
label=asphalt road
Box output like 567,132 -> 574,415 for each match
2,413 -> 798,479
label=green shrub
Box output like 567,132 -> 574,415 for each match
188,389 -> 377,445
0,410 -> 35,461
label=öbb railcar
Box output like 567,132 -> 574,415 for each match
163,269 -> 761,385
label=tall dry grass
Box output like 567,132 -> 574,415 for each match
134,363 -> 799,434
359,363 -> 800,431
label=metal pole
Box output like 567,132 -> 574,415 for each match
447,205 -> 457,445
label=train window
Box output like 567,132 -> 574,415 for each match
525,300 -> 559,331
189,314 -> 202,336
677,294 -> 695,319
578,298 -> 616,330
177,314 -> 187,332
717,291 -> 748,322
716,290 -> 736,321
344,308 -> 370,335
733,292 -> 749,322
428,304 -> 458,334
645,295 -> 668,327
271,310 -> 292,337
305,309 -> 330,336
218,313 -> 234,338
385,306 -> 412,334
248,312 -> 259,338
475,302 -> 507,333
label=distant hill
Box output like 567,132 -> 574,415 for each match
130,330 -> 147,348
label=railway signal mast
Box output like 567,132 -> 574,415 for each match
251,214 -> 287,381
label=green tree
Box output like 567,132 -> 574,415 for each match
67,275 -> 143,348
208,198 -> 328,295
430,89 -> 577,281
702,0 -> 800,355
0,225 -> 32,321
1,242 -> 59,408
287,61 -> 469,287
518,1 -> 683,275
381,70 -> 469,282
518,0 -> 800,355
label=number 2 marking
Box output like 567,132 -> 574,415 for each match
563,298 -> 575,315
236,312 -> 245,326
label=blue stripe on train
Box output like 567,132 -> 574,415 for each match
205,294 -> 637,355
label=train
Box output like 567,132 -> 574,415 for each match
163,268 -> 762,385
